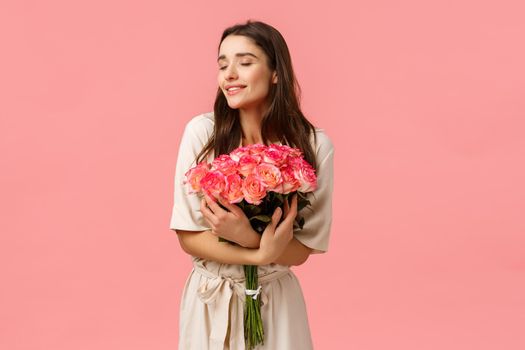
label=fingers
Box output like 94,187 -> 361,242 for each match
262,206 -> 282,238
204,193 -> 226,215
274,201 -> 294,242
283,193 -> 298,217
200,197 -> 217,225
291,193 -> 298,213
216,195 -> 241,215
270,207 -> 282,229
269,207 -> 282,229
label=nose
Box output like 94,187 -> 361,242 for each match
224,64 -> 238,80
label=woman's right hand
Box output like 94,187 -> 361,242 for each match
256,194 -> 298,265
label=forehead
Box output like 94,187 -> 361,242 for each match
217,35 -> 263,61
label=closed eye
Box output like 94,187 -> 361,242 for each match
219,63 -> 252,70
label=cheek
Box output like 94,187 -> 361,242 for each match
249,72 -> 271,93
246,68 -> 266,84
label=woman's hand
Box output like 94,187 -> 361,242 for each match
200,194 -> 258,247
256,194 -> 298,265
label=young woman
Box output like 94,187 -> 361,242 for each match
169,20 -> 334,349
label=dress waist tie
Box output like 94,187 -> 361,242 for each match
193,264 -> 291,350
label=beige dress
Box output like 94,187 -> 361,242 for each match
169,112 -> 335,349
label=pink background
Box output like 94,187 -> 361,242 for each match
1,1 -> 524,349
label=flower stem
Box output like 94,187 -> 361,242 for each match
244,265 -> 264,349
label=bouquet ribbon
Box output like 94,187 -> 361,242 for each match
245,285 -> 262,300
194,264 -> 290,349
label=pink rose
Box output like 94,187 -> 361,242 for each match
274,144 -> 303,158
242,173 -> 267,205
262,145 -> 287,167
183,162 -> 210,194
248,144 -> 267,157
278,165 -> 301,194
199,170 -> 226,199
230,146 -> 250,162
255,163 -> 282,191
221,173 -> 244,203
210,154 -> 238,176
238,155 -> 260,177
290,158 -> 317,192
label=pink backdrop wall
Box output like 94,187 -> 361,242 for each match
1,1 -> 524,349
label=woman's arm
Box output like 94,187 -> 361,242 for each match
239,195 -> 313,266
273,237 -> 312,266
241,234 -> 312,266
179,194 -> 310,266
176,229 -> 262,265
177,226 -> 311,267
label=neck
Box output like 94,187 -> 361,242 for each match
239,103 -> 272,145
238,101 -> 280,145
239,112 -> 263,144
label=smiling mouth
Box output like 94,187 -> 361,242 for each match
226,86 -> 245,95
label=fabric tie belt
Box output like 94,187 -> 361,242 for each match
194,264 -> 291,350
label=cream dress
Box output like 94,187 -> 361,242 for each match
169,112 -> 335,350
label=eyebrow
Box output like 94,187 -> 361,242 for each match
217,52 -> 259,62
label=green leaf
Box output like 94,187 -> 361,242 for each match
297,199 -> 309,211
293,215 -> 305,230
246,204 -> 262,215
249,215 -> 271,223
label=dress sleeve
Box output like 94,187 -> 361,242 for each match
293,132 -> 335,254
169,116 -> 213,232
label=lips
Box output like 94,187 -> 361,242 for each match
225,84 -> 246,91
225,85 -> 246,96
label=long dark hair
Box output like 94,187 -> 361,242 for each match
195,19 -> 319,172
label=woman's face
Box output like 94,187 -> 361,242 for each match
217,35 -> 277,111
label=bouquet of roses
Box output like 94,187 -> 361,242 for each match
183,143 -> 317,349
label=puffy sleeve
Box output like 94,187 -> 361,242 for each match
293,130 -> 335,254
169,115 -> 214,232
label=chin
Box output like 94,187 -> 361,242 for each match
226,103 -> 240,110
226,100 -> 246,110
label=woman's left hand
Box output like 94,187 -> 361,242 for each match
200,194 -> 256,246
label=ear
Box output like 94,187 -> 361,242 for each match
272,71 -> 278,84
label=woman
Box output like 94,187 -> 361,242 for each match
169,20 -> 334,349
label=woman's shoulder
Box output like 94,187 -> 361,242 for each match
183,111 -> 214,141
185,111 -> 214,130
310,126 -> 334,160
